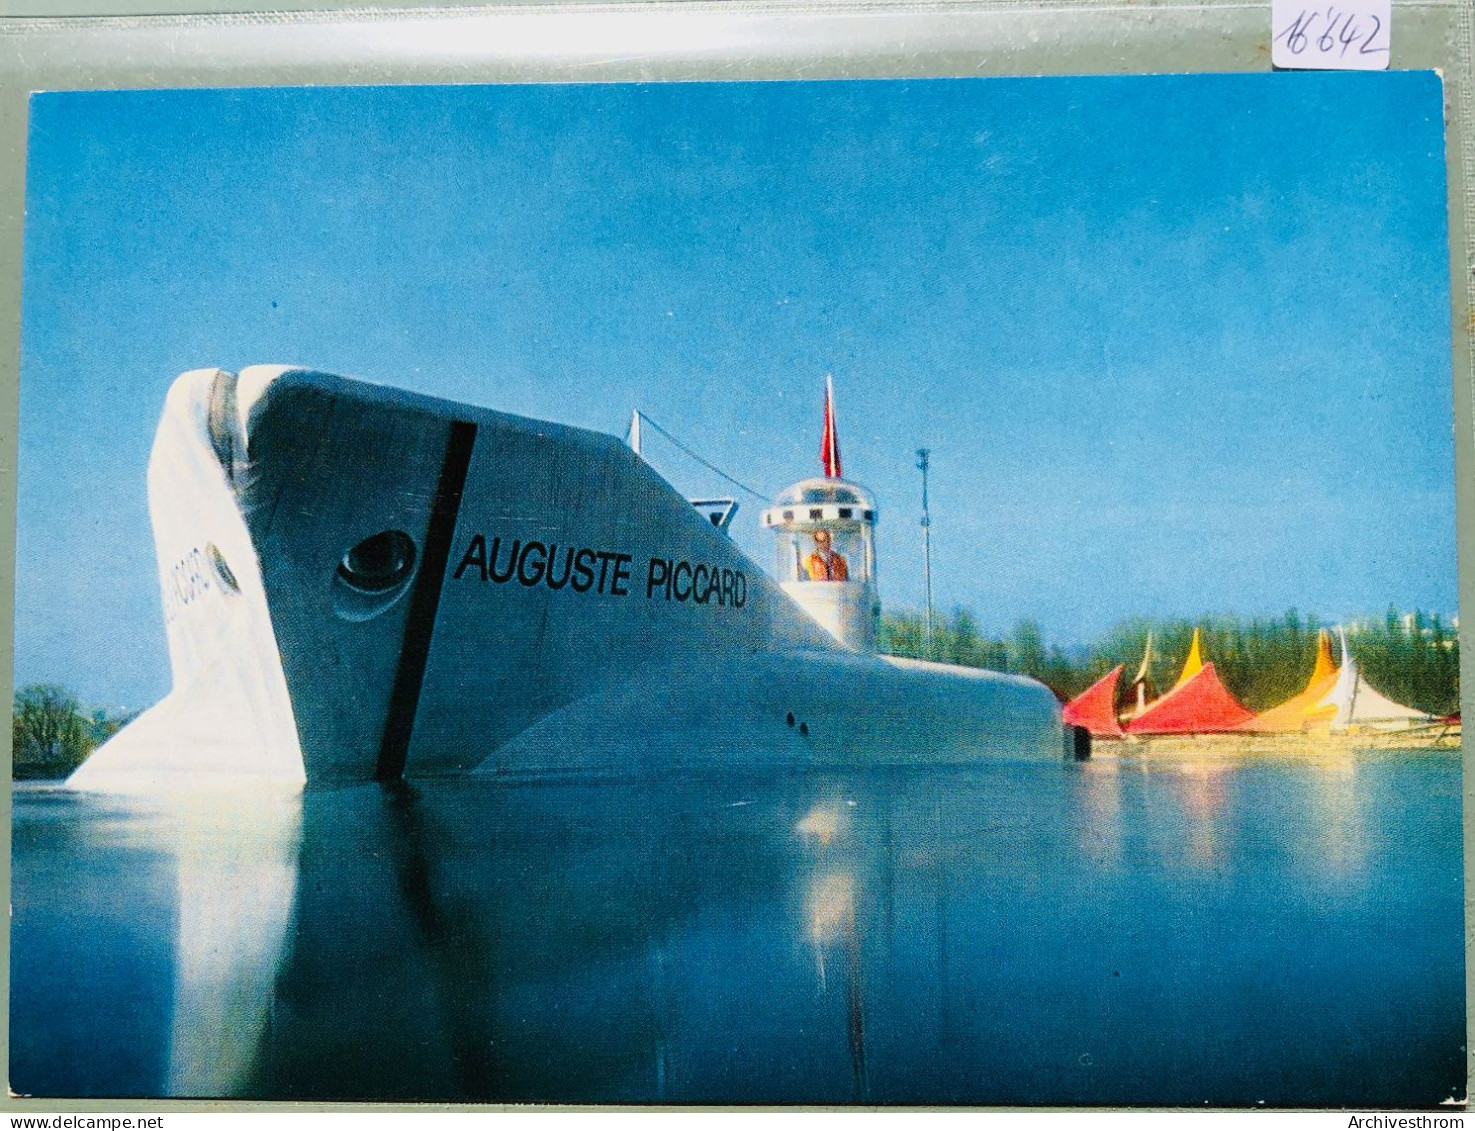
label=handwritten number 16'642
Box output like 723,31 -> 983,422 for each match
1275,8 -> 1388,58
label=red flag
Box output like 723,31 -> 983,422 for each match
821,374 -> 843,478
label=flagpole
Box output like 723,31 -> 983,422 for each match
916,447 -> 933,659
822,374 -> 842,478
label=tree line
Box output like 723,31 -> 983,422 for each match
881,607 -> 1460,716
10,607 -> 1461,777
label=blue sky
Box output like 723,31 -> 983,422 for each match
17,73 -> 1456,708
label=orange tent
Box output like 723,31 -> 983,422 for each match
1235,630 -> 1338,733
1063,664 -> 1125,738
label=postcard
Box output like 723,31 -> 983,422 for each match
9,74 -> 1462,1105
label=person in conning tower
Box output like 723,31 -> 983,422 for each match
805,529 -> 849,582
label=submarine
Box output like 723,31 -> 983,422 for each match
69,366 -> 1069,792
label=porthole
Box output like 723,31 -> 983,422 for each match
206,543 -> 239,593
337,530 -> 417,594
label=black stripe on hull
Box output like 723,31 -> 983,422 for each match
376,420 -> 478,781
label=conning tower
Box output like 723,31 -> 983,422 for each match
761,377 -> 881,652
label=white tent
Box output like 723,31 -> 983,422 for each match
1317,628 -> 1433,732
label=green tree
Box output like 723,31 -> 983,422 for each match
881,611 -> 925,658
947,607 -> 982,667
1007,619 -> 1047,679
13,684 -> 93,780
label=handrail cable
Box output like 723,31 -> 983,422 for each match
630,411 -> 769,503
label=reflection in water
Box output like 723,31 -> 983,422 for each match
1172,761 -> 1232,867
10,749 -> 1466,1106
798,804 -> 868,1100
166,791 -> 301,1097
1090,751 -> 1234,868
796,805 -> 841,850
1078,757 -> 1124,867
807,873 -> 855,963
1303,755 -> 1367,877
9,788 -> 301,1099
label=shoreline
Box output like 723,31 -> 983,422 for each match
1090,726 -> 1461,757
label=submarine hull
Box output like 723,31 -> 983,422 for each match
70,367 -> 1064,790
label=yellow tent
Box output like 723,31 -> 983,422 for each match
1175,628 -> 1205,688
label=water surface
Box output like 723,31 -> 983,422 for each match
11,747 -> 1465,1105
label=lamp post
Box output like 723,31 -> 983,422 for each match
916,447 -> 934,659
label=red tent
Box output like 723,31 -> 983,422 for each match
1124,662 -> 1253,735
1062,665 -> 1124,738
